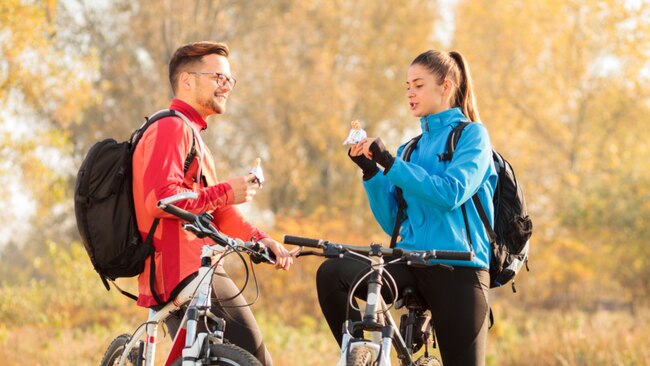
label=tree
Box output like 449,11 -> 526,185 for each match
67,0 -> 443,235
0,0 -> 97,252
453,0 -> 650,306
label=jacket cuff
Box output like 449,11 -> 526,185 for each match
208,182 -> 235,207
369,140 -> 395,172
362,166 -> 380,180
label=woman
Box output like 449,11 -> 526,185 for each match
316,50 -> 497,366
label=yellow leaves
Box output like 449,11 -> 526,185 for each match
456,0 -> 650,305
2,0 -> 97,123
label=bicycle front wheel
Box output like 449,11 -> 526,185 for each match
171,343 -> 262,366
346,345 -> 374,366
415,355 -> 442,366
99,333 -> 136,366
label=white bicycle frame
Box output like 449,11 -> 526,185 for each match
283,235 -> 473,366
336,255 -> 411,366
115,244 -> 225,366
107,191 -> 271,366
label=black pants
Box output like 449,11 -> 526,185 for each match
316,255 -> 489,366
165,265 -> 273,366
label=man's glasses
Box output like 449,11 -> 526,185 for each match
188,72 -> 237,88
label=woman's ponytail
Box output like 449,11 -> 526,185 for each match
448,51 -> 480,122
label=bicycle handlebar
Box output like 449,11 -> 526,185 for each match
283,235 -> 325,248
157,192 -> 199,222
283,234 -> 473,262
157,193 -> 275,264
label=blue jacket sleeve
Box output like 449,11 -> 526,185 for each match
385,123 -> 493,211
362,172 -> 400,235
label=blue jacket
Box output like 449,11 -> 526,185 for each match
363,108 -> 497,269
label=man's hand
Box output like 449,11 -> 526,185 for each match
259,238 -> 300,270
225,174 -> 259,204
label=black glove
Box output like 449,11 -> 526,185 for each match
348,148 -> 379,180
369,138 -> 395,172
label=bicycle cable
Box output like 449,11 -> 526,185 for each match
344,250 -> 401,321
211,245 -> 265,309
212,247 -> 250,303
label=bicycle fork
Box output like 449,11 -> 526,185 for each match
337,245 -> 398,366
178,253 -> 226,366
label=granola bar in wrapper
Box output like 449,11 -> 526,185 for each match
249,158 -> 265,188
343,120 -> 367,145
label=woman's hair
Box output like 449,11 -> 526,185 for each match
411,50 -> 480,122
169,41 -> 230,94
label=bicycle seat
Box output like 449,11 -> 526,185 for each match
395,286 -> 426,311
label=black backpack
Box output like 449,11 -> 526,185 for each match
392,122 -> 533,292
74,109 -> 196,303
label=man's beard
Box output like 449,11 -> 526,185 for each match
198,92 -> 225,115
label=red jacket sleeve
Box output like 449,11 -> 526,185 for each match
212,205 -> 269,242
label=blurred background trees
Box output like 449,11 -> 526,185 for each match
1,0 -> 649,364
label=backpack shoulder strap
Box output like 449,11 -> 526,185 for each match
171,110 -> 198,174
438,121 -> 471,162
442,121 -> 498,246
401,134 -> 422,162
131,109 -> 198,174
472,195 -> 497,244
130,109 -> 197,306
390,134 -> 422,248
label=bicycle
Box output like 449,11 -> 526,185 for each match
99,192 -> 275,366
283,235 -> 473,366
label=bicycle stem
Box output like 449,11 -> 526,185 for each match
362,245 -> 385,324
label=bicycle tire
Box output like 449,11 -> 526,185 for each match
170,343 -> 262,366
415,355 -> 442,366
346,345 -> 374,366
99,333 -> 136,366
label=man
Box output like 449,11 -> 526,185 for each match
132,41 -> 292,365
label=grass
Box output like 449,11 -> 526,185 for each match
486,305 -> 650,366
0,303 -> 647,365
1,243 -> 648,365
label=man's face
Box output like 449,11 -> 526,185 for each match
190,54 -> 234,116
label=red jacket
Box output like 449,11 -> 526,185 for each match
132,99 -> 268,307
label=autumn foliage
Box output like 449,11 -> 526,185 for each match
1,0 -> 649,365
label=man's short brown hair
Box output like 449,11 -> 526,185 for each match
169,41 -> 230,94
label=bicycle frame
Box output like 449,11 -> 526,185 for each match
107,192 -> 273,366
114,245 -> 225,366
336,245 -> 417,366
283,235 -> 473,366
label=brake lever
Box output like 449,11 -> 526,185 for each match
181,212 -> 216,239
249,242 -> 276,264
296,250 -> 326,258
182,222 -> 210,238
403,252 -> 430,268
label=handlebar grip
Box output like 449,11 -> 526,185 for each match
430,250 -> 474,261
283,235 -> 323,248
160,204 -> 197,223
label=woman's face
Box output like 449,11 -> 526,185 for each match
406,63 -> 451,117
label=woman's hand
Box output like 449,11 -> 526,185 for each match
349,140 -> 366,157
348,139 -> 379,180
354,137 -> 378,160
357,137 -> 394,171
